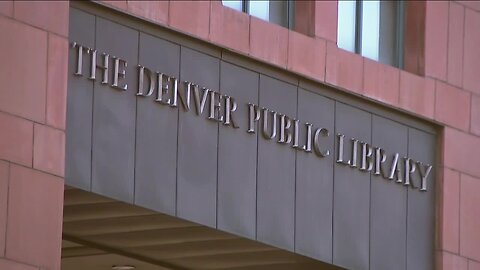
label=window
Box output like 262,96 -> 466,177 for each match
222,0 -> 294,29
337,1 -> 404,68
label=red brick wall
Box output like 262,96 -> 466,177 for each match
99,1 -> 480,269
0,1 -> 68,269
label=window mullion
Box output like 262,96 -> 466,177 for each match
355,0 -> 363,55
395,1 -> 405,68
243,0 -> 249,13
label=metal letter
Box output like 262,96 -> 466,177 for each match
403,158 -> 417,188
193,86 -> 210,115
98,53 -> 109,84
278,114 -> 292,144
374,147 -> 387,177
72,42 -> 85,76
155,73 -> 171,105
112,57 -> 127,90
292,119 -> 300,149
169,77 -> 179,107
136,65 -> 154,96
208,91 -> 224,122
388,153 -> 403,182
350,138 -> 359,168
224,96 -> 239,128
313,128 -> 330,157
302,123 -> 313,152
176,81 -> 192,111
336,134 -> 350,165
360,142 -> 373,171
262,108 -> 277,140
247,103 -> 260,133
417,162 -> 433,191
88,49 -> 97,80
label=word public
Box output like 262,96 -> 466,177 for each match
71,42 -> 433,192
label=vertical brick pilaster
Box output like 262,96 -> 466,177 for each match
0,2 -> 68,270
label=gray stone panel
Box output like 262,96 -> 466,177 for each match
134,33 -> 180,215
177,47 -> 220,227
295,89 -> 335,262
66,8 -> 95,190
256,75 -> 297,251
407,129 -> 436,270
91,17 -> 138,203
370,116 -> 408,270
217,62 -> 259,239
333,103 -> 371,270
67,7 -> 438,269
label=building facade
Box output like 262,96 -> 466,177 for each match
0,1 -> 479,270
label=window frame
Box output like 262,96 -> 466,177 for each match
222,0 -> 295,29
338,0 -> 405,68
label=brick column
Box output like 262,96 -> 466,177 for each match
0,1 -> 68,270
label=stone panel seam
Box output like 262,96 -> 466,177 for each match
90,13 -> 98,192
44,33 -> 50,129
405,128 -> 411,269
0,109 -> 63,132
166,1 -> 170,27
293,83 -> 298,252
471,92 -> 480,134
45,32 -> 68,131
215,55 -> 221,229
441,249 -> 474,259
434,80 -> 438,121
361,56 -> 365,96
441,166 -> 480,181
248,15 -> 253,63
469,92 -> 473,132
331,100 -> 336,263
2,162 -> 9,257
31,121 -> 35,168
361,57 -> 366,95
167,2 -> 173,32
368,113 -> 373,269
445,0 -> 451,83
3,163 -> 64,183
444,124 -> 480,138
455,2 -> 480,13
132,31 -> 140,205
434,79 -> 475,92
254,72 -> 260,241
437,133 -> 445,254
458,172 -> 463,258
208,1 -> 212,49
248,16 -> 253,65
8,9 -> 68,39
323,38 -> 328,83
424,74 -> 449,85
11,0 -> 15,19
106,1 -> 168,29
32,123 -> 65,178
447,1 -> 452,87
461,4 -> 466,90
174,46 -> 182,217
468,257 -> 480,265
285,31 -> 290,76
0,257 -> 40,270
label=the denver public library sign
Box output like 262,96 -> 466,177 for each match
72,42 -> 434,192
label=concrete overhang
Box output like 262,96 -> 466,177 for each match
62,186 -> 344,270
